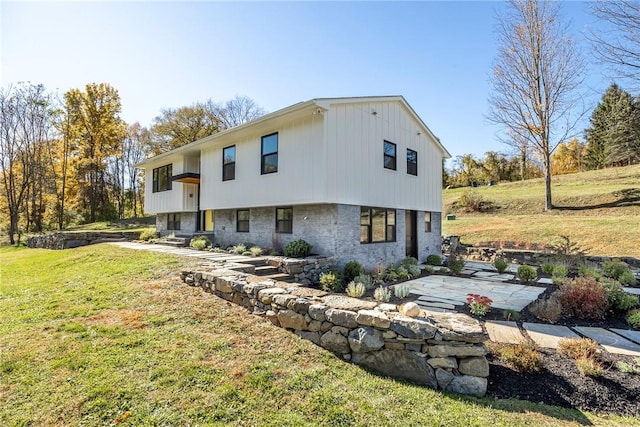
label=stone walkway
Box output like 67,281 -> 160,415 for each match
111,243 -> 640,357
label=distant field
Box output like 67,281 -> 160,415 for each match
2,245 -> 636,426
442,164 -> 640,258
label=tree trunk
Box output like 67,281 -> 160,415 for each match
544,152 -> 553,211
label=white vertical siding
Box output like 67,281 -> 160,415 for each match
143,156 -> 198,214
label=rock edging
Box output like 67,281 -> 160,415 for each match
180,268 -> 490,396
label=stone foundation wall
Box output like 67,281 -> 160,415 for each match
180,268 -> 490,397
265,256 -> 336,285
27,231 -> 142,250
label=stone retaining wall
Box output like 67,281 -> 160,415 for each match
180,268 -> 490,397
27,231 -> 142,250
265,256 -> 336,285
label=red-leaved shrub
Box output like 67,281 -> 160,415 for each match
556,277 -> 610,319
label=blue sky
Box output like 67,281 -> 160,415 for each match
0,1 -> 623,160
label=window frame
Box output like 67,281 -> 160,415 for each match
407,149 -> 418,176
275,206 -> 293,234
236,209 -> 250,232
261,132 -> 279,175
152,164 -> 172,193
360,207 -> 396,243
383,140 -> 397,171
425,211 -> 432,233
222,145 -> 236,181
167,213 -> 181,230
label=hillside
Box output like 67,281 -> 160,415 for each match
442,164 -> 640,258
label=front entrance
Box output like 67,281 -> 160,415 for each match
405,210 -> 418,258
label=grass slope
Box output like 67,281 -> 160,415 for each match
1,245 -> 637,426
443,164 -> 640,258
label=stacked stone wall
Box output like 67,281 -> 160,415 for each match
27,231 -> 141,250
265,256 -> 335,285
180,268 -> 490,397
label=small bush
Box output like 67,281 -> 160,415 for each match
502,309 -> 521,321
284,240 -> 312,258
557,338 -> 599,360
249,246 -> 263,257
616,358 -> 640,374
241,251 -> 252,256
394,284 -> 411,299
395,266 -> 411,280
552,264 -> 568,279
541,262 -> 555,275
425,254 -> 442,266
601,259 -> 630,280
401,257 -> 419,267
556,277 -> 610,319
354,274 -> 375,290
139,229 -> 159,241
345,281 -> 365,298
528,296 -> 562,323
575,357 -> 603,377
424,265 -> 435,274
343,261 -> 364,285
190,235 -> 211,250
447,254 -> 465,275
457,189 -> 487,212
407,265 -> 421,278
492,342 -> 543,374
384,267 -> 399,283
627,310 -> 640,329
618,270 -> 637,286
604,280 -> 639,311
516,265 -> 538,283
232,244 -> 247,254
319,272 -> 342,293
373,286 -> 391,302
550,235 -> 585,264
578,264 -> 601,280
494,257 -> 508,274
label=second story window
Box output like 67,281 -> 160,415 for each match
407,149 -> 418,176
152,164 -> 172,192
384,140 -> 396,170
223,145 -> 236,181
261,133 -> 278,174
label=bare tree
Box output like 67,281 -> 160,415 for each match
488,0 -> 585,210
213,95 -> 266,129
590,1 -> 640,87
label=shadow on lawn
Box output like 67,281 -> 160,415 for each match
555,188 -> 640,211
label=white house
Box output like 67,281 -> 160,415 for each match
137,96 -> 451,268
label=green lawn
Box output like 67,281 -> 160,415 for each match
443,164 -> 640,257
1,245 -> 637,426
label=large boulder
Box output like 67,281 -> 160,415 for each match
320,330 -> 350,354
277,310 -> 307,330
445,375 -> 487,397
351,349 -> 437,389
348,327 -> 385,353
389,315 -> 437,340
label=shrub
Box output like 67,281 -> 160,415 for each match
447,254 -> 465,275
394,284 -> 411,299
575,357 -> 603,377
578,264 -> 601,280
383,267 -> 399,283
401,257 -> 419,267
616,358 -> 640,374
425,254 -> 442,266
283,240 -> 312,258
618,270 -> 637,286
556,277 -> 610,319
466,294 -> 492,316
249,246 -> 263,257
528,296 -> 562,323
628,310 -> 640,329
343,261 -> 364,285
190,235 -> 211,250
491,342 -> 543,374
424,265 -> 435,274
232,244 -> 246,254
516,265 -> 537,283
354,274 -> 375,290
373,286 -> 391,302
395,266 -> 411,280
502,309 -> 521,321
494,257 -> 508,274
242,251 -> 252,256
319,272 -> 342,293
457,189 -> 487,212
345,281 -> 365,298
552,264 -> 568,279
557,338 -> 599,360
604,279 -> 639,311
550,235 -> 584,265
541,262 -> 555,276
139,229 -> 159,241
407,264 -> 421,278
601,259 -> 630,280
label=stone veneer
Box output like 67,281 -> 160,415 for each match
27,231 -> 142,249
180,267 -> 490,397
266,256 -> 336,285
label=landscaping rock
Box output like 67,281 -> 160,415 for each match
325,308 -> 358,328
427,312 -> 487,343
277,310 -> 307,330
402,302 -> 421,317
389,315 -> 437,340
258,287 -> 287,304
308,304 -> 327,321
351,349 -> 437,389
348,327 -> 385,353
320,330 -> 350,353
435,368 -> 455,390
428,344 -> 486,358
356,309 -> 390,329
458,357 -> 489,377
427,357 -> 458,369
445,375 -> 487,397
322,295 -> 377,311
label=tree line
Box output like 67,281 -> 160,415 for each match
0,82 -> 264,244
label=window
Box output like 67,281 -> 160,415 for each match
360,207 -> 396,243
152,164 -> 172,192
223,145 -> 236,181
276,207 -> 292,233
236,209 -> 249,232
167,213 -> 181,230
384,140 -> 396,170
425,211 -> 432,233
407,149 -> 418,176
261,133 -> 278,174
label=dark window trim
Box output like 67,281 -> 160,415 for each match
223,145 -> 236,181
152,164 -> 172,193
384,140 -> 397,171
360,207 -> 396,244
425,211 -> 432,233
236,209 -> 249,232
407,149 -> 418,176
261,132 -> 278,175
275,206 -> 293,234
